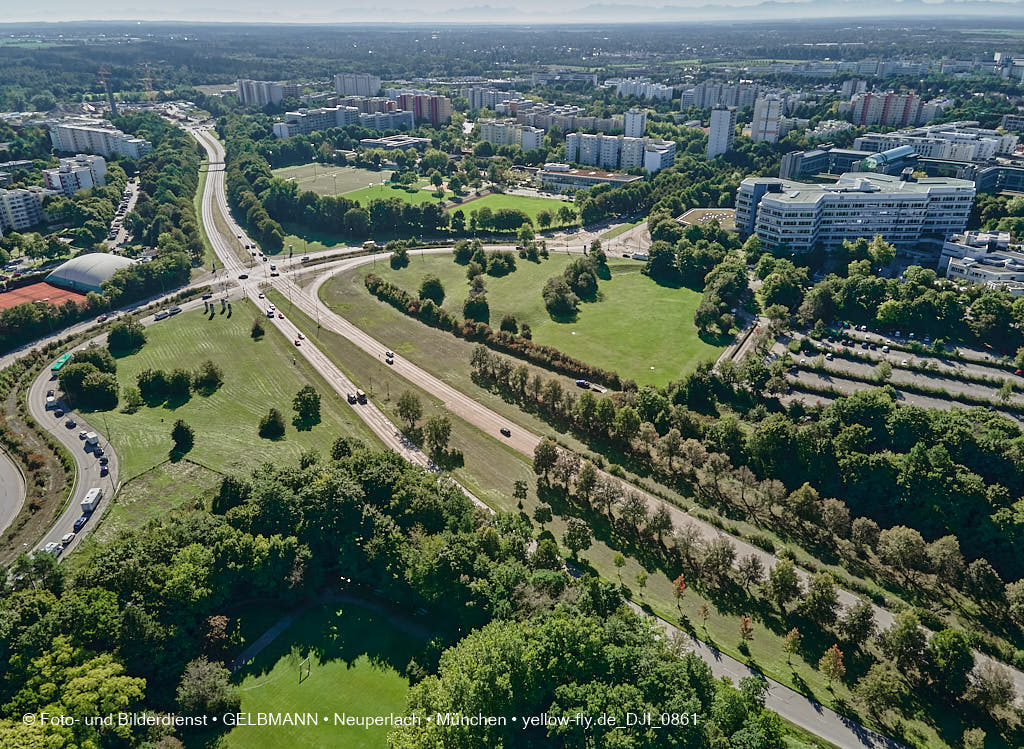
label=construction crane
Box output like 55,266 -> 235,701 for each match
97,69 -> 117,115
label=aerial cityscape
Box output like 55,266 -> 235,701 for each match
1,10 -> 1024,749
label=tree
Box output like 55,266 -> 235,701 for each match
962,729 -> 986,749
969,661 -> 1017,710
251,317 -> 265,338
533,504 -> 553,527
838,601 -> 876,645
293,385 -> 321,424
542,276 -> 579,317
926,535 -> 965,588
736,554 -> 765,591
423,414 -> 452,455
397,391 -> 423,430
176,657 -> 240,714
783,628 -> 802,664
562,519 -> 592,558
850,517 -> 880,551
926,629 -> 974,698
192,359 -> 224,394
673,574 -> 687,611
878,610 -> 927,674
739,615 -> 754,642
856,663 -> 907,717
499,313 -> 518,334
419,275 -> 445,304
767,558 -> 801,611
258,408 -> 286,439
537,210 -> 552,230
107,318 -> 146,352
512,479 -> 528,509
170,419 -> 194,455
1007,579 -> 1024,626
703,537 -> 736,588
877,525 -> 927,581
167,368 -> 193,399
613,552 -> 626,580
964,558 -> 1004,604
532,438 -> 559,480
819,644 -> 846,687
647,504 -> 674,545
801,572 -> 839,627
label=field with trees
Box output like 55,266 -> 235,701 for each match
270,163 -> 392,197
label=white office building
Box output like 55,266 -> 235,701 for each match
235,79 -> 284,108
854,122 -> 1018,162
751,96 -> 784,143
49,121 -> 152,159
941,231 -> 1024,295
623,108 -> 647,139
42,154 -> 107,197
0,186 -> 57,232
707,105 -> 737,160
334,73 -> 382,97
735,172 -> 975,252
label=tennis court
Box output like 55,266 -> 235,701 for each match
0,282 -> 88,310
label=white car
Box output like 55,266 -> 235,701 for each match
901,359 -> 909,366
825,353 -> 834,361
43,542 -> 62,557
61,532 -> 76,546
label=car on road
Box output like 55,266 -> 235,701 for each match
882,345 -> 890,353
43,542 -> 62,557
97,314 -> 109,322
79,430 -> 88,440
1017,369 -> 1023,376
168,306 -> 182,315
825,353 -> 834,360
385,357 -> 393,365
258,292 -> 264,298
73,516 -> 89,533
347,393 -> 357,404
100,466 -> 109,477
202,292 -> 213,300
901,359 -> 909,366
65,419 -> 76,428
385,350 -> 394,358
54,409 -> 64,417
575,379 -> 591,388
500,427 -> 511,438
297,332 -> 305,340
47,389 -> 54,397
270,271 -> 280,276
239,273 -> 249,279
294,339 -> 301,346
98,456 -> 108,466
94,448 -> 104,457
278,312 -> 284,319
61,532 -> 76,546
270,264 -> 277,271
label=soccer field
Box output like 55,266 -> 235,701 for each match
272,163 -> 393,196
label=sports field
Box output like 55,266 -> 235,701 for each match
226,602 -> 425,749
332,252 -> 721,386
343,182 -> 451,205
272,163 -> 393,197
96,300 -> 377,480
459,193 -> 576,227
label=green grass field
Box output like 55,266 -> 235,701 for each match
95,300 -> 378,481
271,163 -> 393,197
459,193 -> 575,227
343,182 -> 451,206
601,219 -> 642,240
339,253 -> 721,386
226,602 -> 423,749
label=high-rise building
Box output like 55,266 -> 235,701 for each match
623,108 -> 647,139
735,173 -> 975,252
847,91 -> 928,127
334,73 -> 382,97
49,121 -> 152,159
1001,113 -> 1024,133
272,106 -> 414,138
42,155 -> 107,197
235,80 -> 285,107
396,94 -> 451,126
478,119 -> 545,151
0,186 -> 57,232
605,78 -> 673,101
564,132 -> 676,173
707,105 -> 737,160
751,96 -> 784,143
854,122 -> 1018,161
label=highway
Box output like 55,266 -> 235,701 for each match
187,123 -> 1023,737
0,447 -> 25,536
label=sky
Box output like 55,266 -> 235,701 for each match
4,0 -> 1024,23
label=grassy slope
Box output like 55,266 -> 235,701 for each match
226,602 -> 421,749
97,301 -> 378,480
336,253 -> 722,386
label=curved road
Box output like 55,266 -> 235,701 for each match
0,447 -> 25,536
189,126 -> 922,747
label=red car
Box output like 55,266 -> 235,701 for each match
294,339 -> 301,347
278,313 -> 284,319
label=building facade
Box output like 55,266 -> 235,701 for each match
334,73 -> 382,97
751,96 -> 784,143
565,132 -> 676,173
42,154 -> 107,197
941,231 -> 1024,295
0,186 -> 57,232
478,119 -> 545,151
535,163 -> 643,192
623,108 -> 647,139
49,121 -> 152,159
854,122 -> 1018,162
735,172 -> 975,252
235,80 -> 284,108
707,105 -> 737,160
273,107 -> 414,138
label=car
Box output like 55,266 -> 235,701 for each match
901,359 -> 909,366
278,313 -> 284,319
869,343 -> 877,350
270,271 -> 280,276
47,389 -> 54,397
236,234 -> 242,238
385,350 -> 394,358
43,542 -> 62,557
168,306 -> 182,315
895,330 -> 901,338
258,292 -> 264,299
261,256 -> 268,262
297,332 -> 305,340
294,339 -> 301,346
347,393 -> 357,404
788,365 -> 799,374
385,357 -> 394,365
73,516 -> 88,533
79,430 -> 88,440
97,314 -> 109,322
500,427 -> 511,437
575,379 -> 591,388
270,264 -> 277,271
54,409 -> 64,417
98,456 -> 108,465
1017,369 -> 1023,376
882,345 -> 890,353
100,466 -> 109,477
202,292 -> 213,300
238,273 -> 249,279
861,342 -> 869,349
61,532 -> 76,546
799,358 -> 806,365
825,353 -> 834,360
65,419 -> 76,428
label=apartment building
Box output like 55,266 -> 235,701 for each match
49,121 -> 152,159
1001,113 -> 1024,133
334,73 -> 382,97
396,94 -> 452,126
706,105 -> 737,160
842,91 -> 952,128
605,77 -> 673,101
854,122 -> 1019,161
335,96 -> 397,114
531,71 -> 598,86
272,107 -> 414,138
941,231 -> 1024,295
751,96 -> 784,143
0,186 -> 57,232
680,82 -> 760,111
565,132 -> 676,173
462,86 -> 525,111
42,154 -> 106,197
235,79 -> 295,108
478,119 -> 545,151
623,108 -> 647,139
735,172 -> 975,252
514,103 -> 622,133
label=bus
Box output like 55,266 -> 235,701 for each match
50,353 -> 72,375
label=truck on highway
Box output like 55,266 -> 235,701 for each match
84,432 -> 99,446
81,487 -> 103,514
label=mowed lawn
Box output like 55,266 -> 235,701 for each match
352,253 -> 721,386
271,163 -> 392,197
458,192 -> 575,226
226,602 -> 423,749
97,301 -> 377,480
343,182 -> 451,205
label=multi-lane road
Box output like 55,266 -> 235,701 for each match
0,447 -> 25,536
